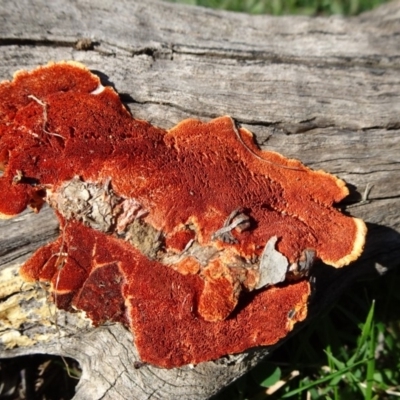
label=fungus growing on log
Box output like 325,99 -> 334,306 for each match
0,61 -> 367,368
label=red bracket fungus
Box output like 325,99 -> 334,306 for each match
0,62 -> 367,368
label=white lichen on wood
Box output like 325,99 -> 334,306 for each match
0,264 -> 92,349
48,177 -> 121,233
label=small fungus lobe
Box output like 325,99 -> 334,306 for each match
0,62 -> 367,368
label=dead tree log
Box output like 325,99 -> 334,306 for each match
1,0 -> 399,398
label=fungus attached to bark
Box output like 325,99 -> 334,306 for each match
0,61 -> 367,368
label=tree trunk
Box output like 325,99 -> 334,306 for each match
1,0 -> 399,399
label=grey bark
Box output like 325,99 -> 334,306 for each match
0,0 -> 400,399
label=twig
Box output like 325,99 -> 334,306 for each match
346,183 -> 373,209
27,95 -> 65,139
232,121 -> 304,171
212,208 -> 250,243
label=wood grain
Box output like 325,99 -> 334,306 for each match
1,0 -> 399,398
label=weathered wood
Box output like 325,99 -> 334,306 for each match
0,0 -> 399,399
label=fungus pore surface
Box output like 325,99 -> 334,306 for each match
0,62 -> 367,368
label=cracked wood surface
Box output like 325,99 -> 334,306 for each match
0,0 -> 400,399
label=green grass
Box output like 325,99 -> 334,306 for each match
212,268 -> 400,400
2,2 -> 395,399
166,0 -> 390,15
4,269 -> 399,400
164,1 -> 398,398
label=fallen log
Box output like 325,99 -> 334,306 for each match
0,1 -> 399,399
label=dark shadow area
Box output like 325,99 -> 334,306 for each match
89,70 -> 116,90
90,69 -> 138,114
308,223 -> 400,316
339,182 -> 363,204
212,222 -> 400,399
0,355 -> 80,400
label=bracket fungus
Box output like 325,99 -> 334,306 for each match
0,62 -> 367,368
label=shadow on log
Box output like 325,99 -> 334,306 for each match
0,0 -> 400,399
